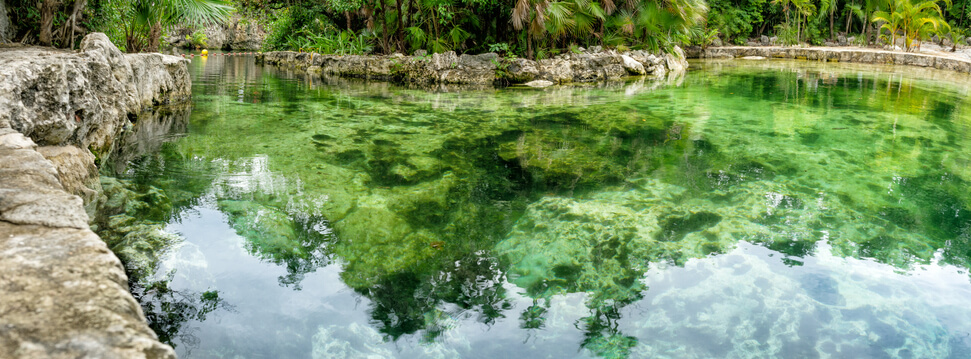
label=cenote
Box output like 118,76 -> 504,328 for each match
94,54 -> 971,358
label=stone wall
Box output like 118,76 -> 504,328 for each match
258,47 -> 688,86
686,46 -> 971,73
0,33 -> 187,359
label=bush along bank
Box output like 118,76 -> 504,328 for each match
257,46 -> 689,87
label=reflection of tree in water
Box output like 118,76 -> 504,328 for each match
579,305 -> 639,359
358,252 -> 512,342
132,274 -> 233,349
219,199 -> 336,290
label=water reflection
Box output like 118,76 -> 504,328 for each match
95,55 -> 971,358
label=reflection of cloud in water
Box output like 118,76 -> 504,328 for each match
620,241 -> 971,358
208,155 -> 330,218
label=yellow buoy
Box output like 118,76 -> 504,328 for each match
201,49 -> 209,56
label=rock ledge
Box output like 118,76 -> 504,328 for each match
257,47 -> 688,86
0,33 -> 184,359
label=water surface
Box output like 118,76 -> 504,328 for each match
100,54 -> 971,358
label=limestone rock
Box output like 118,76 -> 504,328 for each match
621,54 -> 646,75
259,47 -> 685,85
37,145 -> 99,207
524,80 -> 554,88
0,222 -> 176,359
538,58 -> 573,83
664,46 -> 688,73
0,33 -> 190,155
0,146 -> 88,229
0,128 -> 34,149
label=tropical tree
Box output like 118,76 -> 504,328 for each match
122,0 -> 232,52
511,0 -> 550,58
873,0 -> 947,51
819,0 -> 838,39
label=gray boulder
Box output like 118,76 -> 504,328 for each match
621,54 -> 647,75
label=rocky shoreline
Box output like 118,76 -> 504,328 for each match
0,33 -> 188,359
686,46 -> 971,73
257,47 -> 688,86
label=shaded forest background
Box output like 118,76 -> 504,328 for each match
4,0 -> 971,57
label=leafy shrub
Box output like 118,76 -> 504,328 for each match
186,30 -> 208,48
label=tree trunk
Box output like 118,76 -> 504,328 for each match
345,11 -> 352,30
864,21 -> 869,46
963,0 -> 969,28
829,11 -> 834,40
147,21 -> 162,52
845,10 -> 852,34
395,0 -> 405,53
796,13 -> 801,43
39,0 -> 61,46
432,8 -> 440,44
405,0 -> 415,30
527,34 -> 533,60
496,8 -> 504,44
60,0 -> 87,48
377,2 -> 390,53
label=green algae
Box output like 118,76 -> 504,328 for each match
92,176 -> 180,280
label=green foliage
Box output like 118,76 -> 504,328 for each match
775,22 -> 799,45
708,0 -> 767,43
118,0 -> 232,52
15,0 -> 971,54
873,0 -> 948,51
688,25 -> 721,48
186,30 -> 208,48
488,42 -> 510,53
285,28 -> 375,55
941,26 -> 967,50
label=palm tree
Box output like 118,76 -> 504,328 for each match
511,0 -> 550,59
873,0 -> 946,51
819,0 -> 838,40
123,0 -> 232,53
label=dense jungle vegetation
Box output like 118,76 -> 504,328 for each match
4,0 -> 971,58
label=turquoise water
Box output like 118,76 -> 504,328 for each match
97,53 -> 971,358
